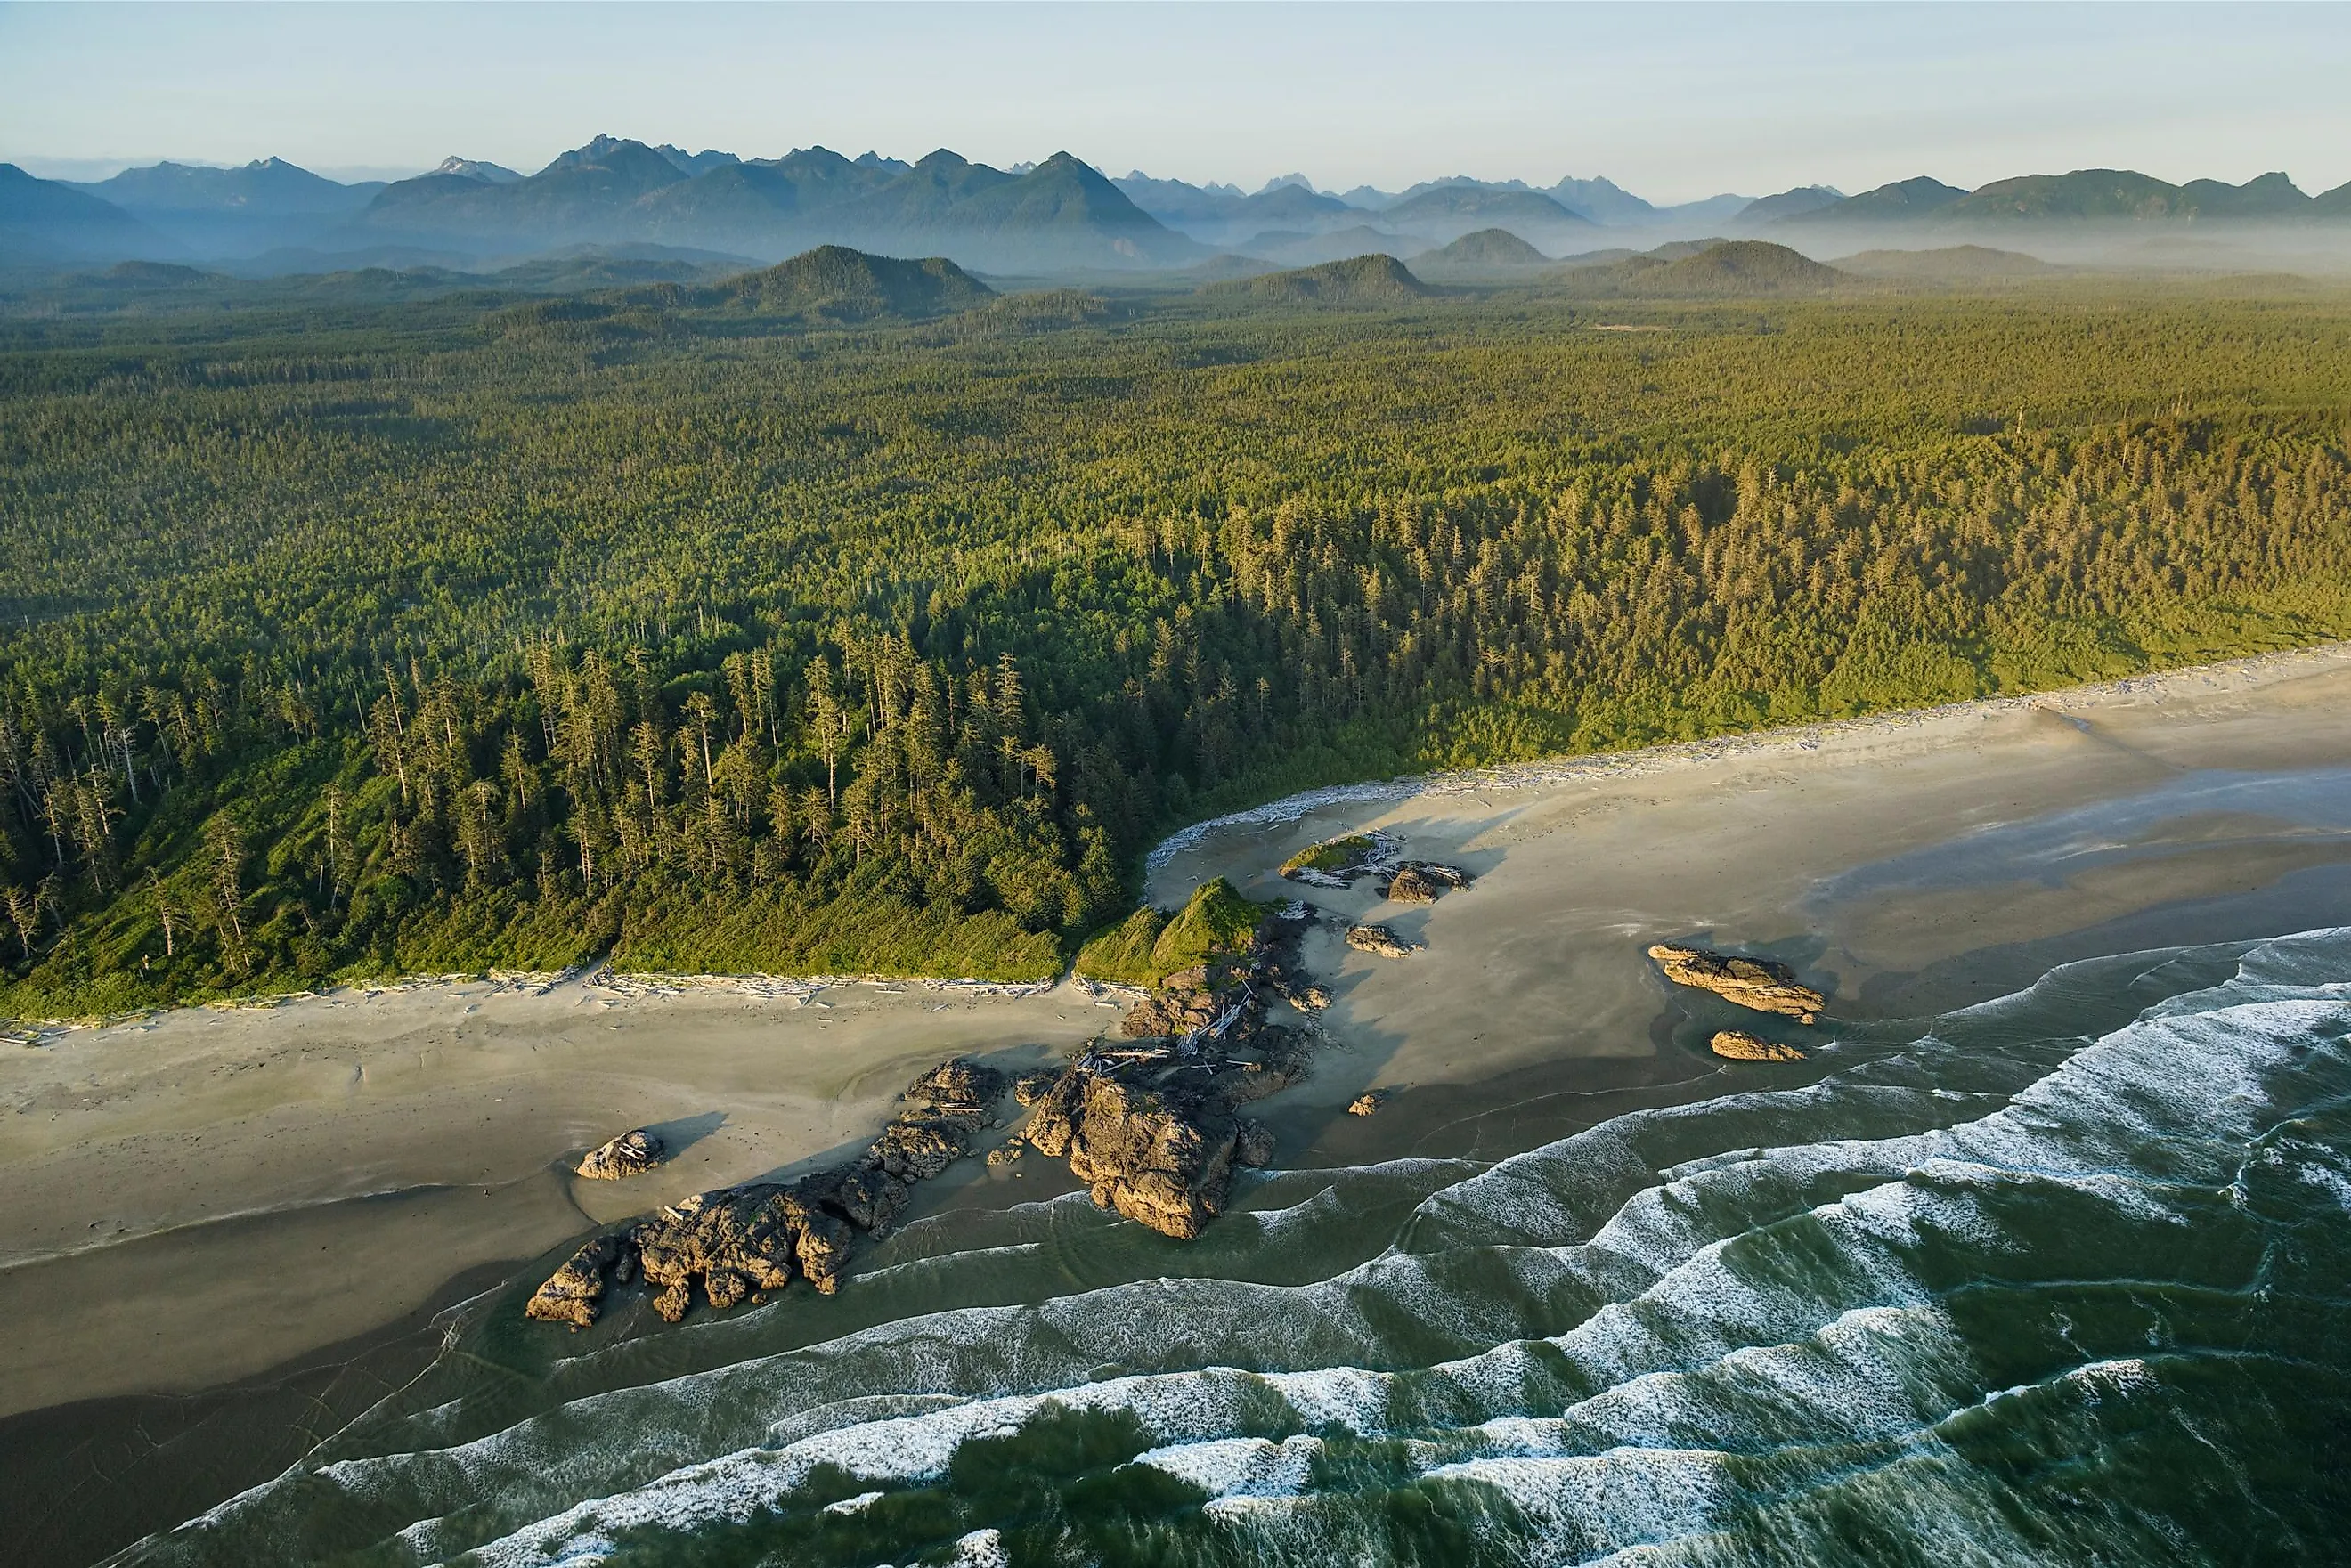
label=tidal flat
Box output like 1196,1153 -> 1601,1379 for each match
6,641 -> 2351,1566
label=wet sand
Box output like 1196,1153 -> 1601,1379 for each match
5,641 -> 2351,1532
0,977 -> 1119,1417
1147,642 -> 2351,1117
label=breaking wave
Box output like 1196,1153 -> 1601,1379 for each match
115,930 -> 2351,1566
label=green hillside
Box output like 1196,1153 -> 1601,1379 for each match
1787,177 -> 1966,224
1563,240 -> 1846,297
1416,228 -> 1550,269
1800,169 -> 2345,228
715,245 -> 994,321
1204,253 -> 1432,304
3,272 -> 2350,1016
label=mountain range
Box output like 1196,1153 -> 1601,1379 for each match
5,137 -> 2349,279
1763,167 -> 2351,228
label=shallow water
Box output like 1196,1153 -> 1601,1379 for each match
107,925 -> 2351,1567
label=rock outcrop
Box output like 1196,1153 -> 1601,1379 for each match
1384,862 -> 1472,904
1278,831 -> 1399,889
575,1128 -> 663,1180
526,1059 -> 1005,1328
1346,923 -> 1415,958
1346,1090 -> 1387,1116
1648,944 -> 1825,1023
523,1235 -> 628,1328
1016,903 -> 1316,1239
1709,1029 -> 1808,1062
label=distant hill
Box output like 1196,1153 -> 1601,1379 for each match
1414,228 -> 1550,269
54,156 -> 389,261
1735,186 -> 1843,225
1832,244 -> 2056,280
1111,172 -> 1247,228
1379,184 -> 1596,248
1790,170 -> 2349,228
1184,253 -> 1280,281
69,157 -> 382,215
348,139 -> 1201,272
713,245 -> 994,321
1784,176 -> 1967,225
1241,224 -> 1413,268
0,163 -> 169,263
1113,175 -> 1364,247
1550,175 -> 1657,225
1560,239 -> 1847,297
435,156 -> 524,184
916,152 -> 1203,270
1203,253 -> 1432,305
90,258 -> 209,287
949,287 -> 1115,336
1955,168 -> 2234,222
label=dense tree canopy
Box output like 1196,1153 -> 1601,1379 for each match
3,277 -> 2348,1015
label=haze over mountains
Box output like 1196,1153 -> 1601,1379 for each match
4,134 -> 2349,278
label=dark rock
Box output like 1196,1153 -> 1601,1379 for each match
816,1164 -> 911,1234
1235,1118 -> 1276,1167
527,1057 -> 1005,1328
576,1128 -> 663,1180
1062,1074 -> 1240,1239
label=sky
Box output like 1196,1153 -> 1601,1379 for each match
4,2 -> 2349,202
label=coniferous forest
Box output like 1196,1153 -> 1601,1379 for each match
4,271 -> 2350,1015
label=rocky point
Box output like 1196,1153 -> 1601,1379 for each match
527,1059 -> 1005,1328
1648,943 -> 1826,1022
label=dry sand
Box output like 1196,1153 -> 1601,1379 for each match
1149,642 -> 2351,1110
0,976 -> 1119,1415
6,642 -> 2351,1421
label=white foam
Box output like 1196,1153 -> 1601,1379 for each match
1133,1434 -> 1323,1499
194,929 -> 2351,1568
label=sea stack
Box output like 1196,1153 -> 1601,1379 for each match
1648,944 -> 1825,1023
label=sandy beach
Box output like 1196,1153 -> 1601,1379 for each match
6,642 -> 2351,1433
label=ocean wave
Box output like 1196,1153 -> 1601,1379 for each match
118,929 -> 2351,1568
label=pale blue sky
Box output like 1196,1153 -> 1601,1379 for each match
4,3 -> 2347,202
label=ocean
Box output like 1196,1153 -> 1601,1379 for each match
110,924 -> 2351,1567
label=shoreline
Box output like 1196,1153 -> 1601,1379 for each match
6,636 -> 2351,1556
9,640 -> 2343,1042
1146,638 -> 2351,873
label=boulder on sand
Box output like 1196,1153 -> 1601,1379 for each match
525,1059 -> 1005,1328
1647,944 -> 1825,1023
1384,863 -> 1473,904
1346,923 -> 1415,958
576,1128 -> 663,1180
1710,1029 -> 1808,1062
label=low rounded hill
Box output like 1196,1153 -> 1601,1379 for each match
1201,252 -> 1432,305
716,244 -> 994,321
1564,240 -> 1849,297
1832,244 -> 2056,280
1416,227 -> 1550,268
